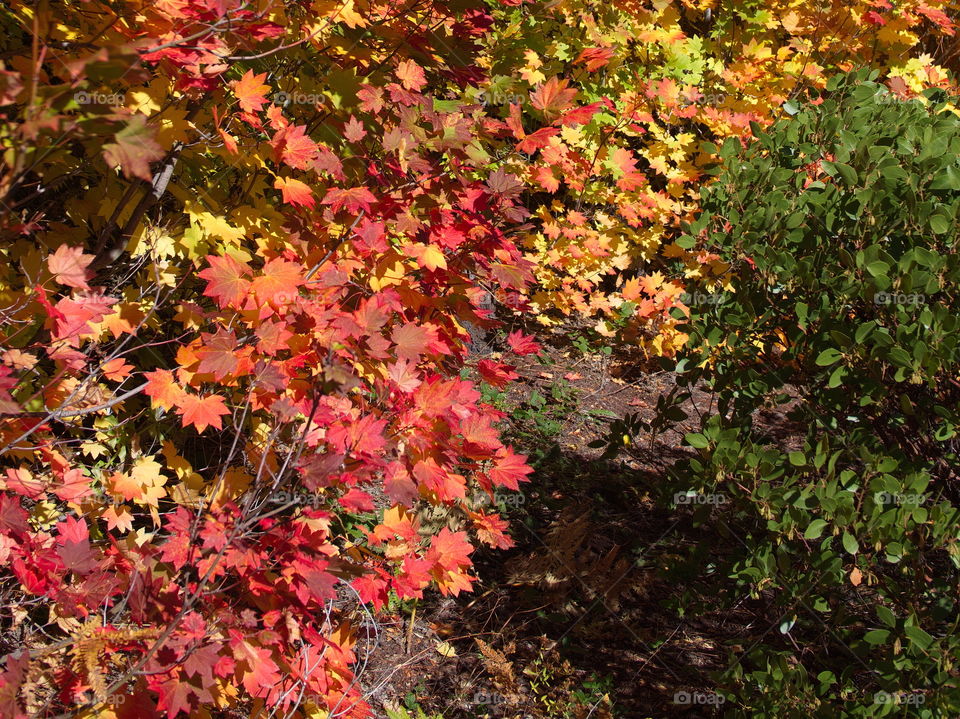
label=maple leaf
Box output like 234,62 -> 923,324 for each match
515,126 -> 559,154
4,468 -> 45,499
426,527 -> 473,571
469,510 -> 514,550
388,359 -> 422,392
506,330 -> 541,356
413,458 -> 465,501
233,69 -> 271,113
395,59 -> 427,91
176,392 -> 230,433
109,470 -> 144,502
47,245 -> 94,289
352,571 -> 389,610
529,77 -> 578,119
101,505 -> 134,533
557,101 -> 605,127
273,176 -> 315,208
339,488 -> 374,512
343,115 -> 366,142
575,46 -> 615,72
54,468 -> 92,502
198,254 -> 252,309
406,242 -> 447,271
250,257 -> 303,307
103,115 -> 165,181
272,123 -> 318,169
917,4 -> 955,34
391,322 -> 430,362
321,186 -> 377,214
485,169 -> 524,199
230,634 -> 282,696
144,369 -> 186,411
156,677 -> 199,718
196,329 -> 239,380
55,515 -> 97,574
476,359 -> 518,389
487,448 -> 532,490
100,357 -> 134,381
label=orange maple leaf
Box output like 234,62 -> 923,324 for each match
391,322 -> 431,362
395,59 -> 427,92
198,254 -> 252,309
233,70 -> 271,113
47,245 -> 94,289
176,392 -> 230,433
529,77 -> 578,118
250,258 -> 303,307
101,357 -> 134,381
143,369 -> 186,411
274,176 -> 315,208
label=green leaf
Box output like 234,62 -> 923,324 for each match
841,531 -> 859,554
877,606 -> 897,627
804,519 -> 828,539
863,629 -> 890,645
788,451 -> 806,466
930,164 -> 960,190
685,433 -> 710,449
904,624 -> 934,651
815,348 -> 843,366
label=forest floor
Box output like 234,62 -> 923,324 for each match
355,323 -> 806,719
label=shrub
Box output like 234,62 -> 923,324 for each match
661,70 -> 960,717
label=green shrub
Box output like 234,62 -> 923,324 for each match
661,69 -> 960,718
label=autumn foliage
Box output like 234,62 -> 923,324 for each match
0,0 -> 957,716
0,0 -> 536,716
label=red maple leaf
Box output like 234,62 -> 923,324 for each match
391,322 -> 431,362
477,359 -> 519,389
144,369 -> 186,411
196,329 -> 239,380
575,46 -> 615,72
506,330 -> 541,356
271,123 -> 318,169
321,186 -> 377,214
426,527 -> 473,571
487,448 -> 532,490
529,77 -> 578,118
198,254 -> 251,309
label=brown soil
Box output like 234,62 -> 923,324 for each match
356,323 -> 807,719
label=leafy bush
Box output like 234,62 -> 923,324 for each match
660,70 -> 960,717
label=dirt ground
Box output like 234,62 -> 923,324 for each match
354,324 -> 808,719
